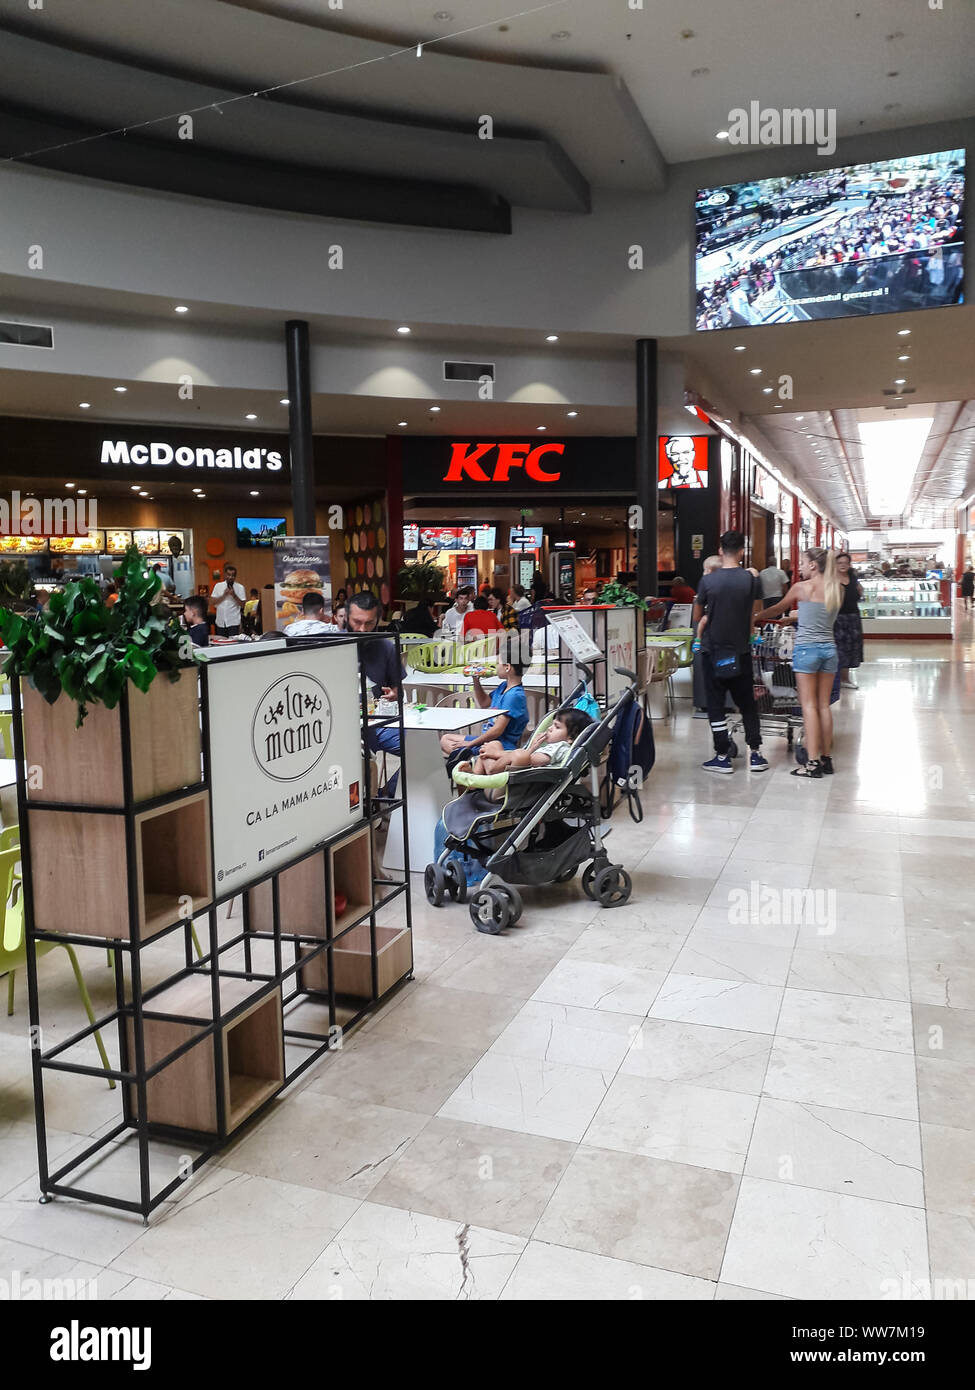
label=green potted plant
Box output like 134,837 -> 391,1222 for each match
597,578 -> 648,610
0,558 -> 35,612
396,554 -> 447,604
0,545 -> 195,727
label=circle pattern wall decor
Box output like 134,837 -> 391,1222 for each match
205,537 -> 225,558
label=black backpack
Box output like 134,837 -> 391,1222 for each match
601,695 -> 655,822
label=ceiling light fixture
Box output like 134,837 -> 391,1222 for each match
537,426 -> 547,431
398,421 -> 408,427
894,378 -> 906,385
130,485 -> 141,492
245,413 -> 257,420
65,482 -> 75,489
716,130 -> 730,140
249,490 -> 260,497
192,487 -> 202,493
430,406 -> 441,413
546,334 -> 559,342
898,328 -> 911,336
762,387 -> 773,394
279,398 -> 290,406
114,386 -> 127,393
139,491 -> 149,498
898,354 -> 910,361
174,305 -> 189,314
750,368 -> 762,375
77,489 -> 87,495
197,493 -> 206,499
79,402 -> 90,409
733,345 -> 746,352
566,411 -> 578,418
396,326 -> 411,335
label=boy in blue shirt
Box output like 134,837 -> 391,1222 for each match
439,655 -> 529,759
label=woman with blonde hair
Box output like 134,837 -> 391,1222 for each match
757,548 -> 841,779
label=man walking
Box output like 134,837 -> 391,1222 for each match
759,557 -> 788,612
693,531 -> 769,774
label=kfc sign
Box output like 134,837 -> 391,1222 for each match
444,442 -> 565,483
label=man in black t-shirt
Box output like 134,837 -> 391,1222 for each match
692,531 -> 768,775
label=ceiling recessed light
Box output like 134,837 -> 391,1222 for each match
65,482 -> 75,489
895,378 -> 906,385
174,305 -> 189,314
750,368 -> 762,375
566,411 -> 578,418
430,405 -> 441,413
245,413 -> 257,420
139,491 -> 149,498
898,354 -> 910,361
130,485 -> 141,491
79,402 -> 90,409
249,490 -> 260,497
716,131 -> 730,140
546,334 -> 559,342
279,398 -> 290,406
398,421 -> 408,427
537,426 -> 547,431
733,345 -> 746,352
762,387 -> 773,394
192,486 -> 202,492
774,404 -> 783,409
77,489 -> 87,495
196,493 -> 206,499
898,329 -> 911,336
396,326 -> 411,335
114,386 -> 127,393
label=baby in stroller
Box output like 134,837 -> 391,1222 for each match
456,708 -> 593,782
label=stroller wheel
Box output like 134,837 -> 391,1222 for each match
582,861 -> 604,900
593,864 -> 632,908
443,859 -> 467,903
424,863 -> 446,906
470,887 -> 511,934
502,884 -> 523,926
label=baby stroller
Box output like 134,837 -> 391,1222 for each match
424,671 -> 639,934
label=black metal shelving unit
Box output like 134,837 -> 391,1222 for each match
14,632 -> 413,1221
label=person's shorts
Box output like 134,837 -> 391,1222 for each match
793,642 -> 838,675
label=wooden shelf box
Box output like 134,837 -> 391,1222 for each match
28,779 -> 212,943
21,672 -> 202,808
127,977 -> 283,1134
329,826 -> 372,935
333,923 -> 412,1000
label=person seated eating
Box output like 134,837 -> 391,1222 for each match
439,651 -> 528,762
461,594 -> 504,642
458,707 -> 592,777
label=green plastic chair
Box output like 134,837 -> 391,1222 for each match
405,640 -> 466,674
0,846 -> 116,1089
0,711 -> 13,759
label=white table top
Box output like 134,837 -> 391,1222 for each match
0,758 -> 17,789
402,671 -> 557,691
396,707 -> 485,733
0,693 -> 10,713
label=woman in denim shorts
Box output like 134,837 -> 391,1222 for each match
757,548 -> 841,779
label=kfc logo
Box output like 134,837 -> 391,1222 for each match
444,442 -> 565,483
658,436 -> 709,490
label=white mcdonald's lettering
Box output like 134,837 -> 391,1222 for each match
100,441 -> 286,472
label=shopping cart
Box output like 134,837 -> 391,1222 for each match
728,624 -> 840,766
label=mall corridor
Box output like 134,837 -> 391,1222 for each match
2,639 -> 971,1300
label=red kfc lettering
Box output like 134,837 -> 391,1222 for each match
443,442 -> 494,482
525,443 -> 564,481
493,444 -> 529,482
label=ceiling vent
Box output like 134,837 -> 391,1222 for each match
0,320 -> 54,349
443,361 -> 495,383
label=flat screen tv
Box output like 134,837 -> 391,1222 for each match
509,525 -> 543,552
695,148 -> 964,329
236,517 -> 287,547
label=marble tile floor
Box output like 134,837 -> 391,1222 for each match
1,643 -> 974,1300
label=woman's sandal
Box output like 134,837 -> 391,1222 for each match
791,761 -> 823,779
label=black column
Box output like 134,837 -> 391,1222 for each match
285,320 -> 316,535
635,337 -> 658,597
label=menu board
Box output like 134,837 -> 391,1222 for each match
106,529 -> 134,554
49,532 -> 105,555
409,524 -> 492,552
133,529 -> 161,555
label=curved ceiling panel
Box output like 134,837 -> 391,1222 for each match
0,0 -> 664,193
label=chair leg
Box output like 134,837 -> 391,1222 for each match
225,896 -> 236,921
191,922 -> 203,959
7,969 -> 14,1017
59,945 -> 116,1090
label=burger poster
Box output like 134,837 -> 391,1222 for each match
273,535 -> 331,631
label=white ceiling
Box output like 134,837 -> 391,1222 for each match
237,0 -> 975,162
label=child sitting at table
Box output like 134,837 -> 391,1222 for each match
457,707 -> 592,779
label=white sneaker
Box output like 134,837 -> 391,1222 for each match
841,677 -> 858,689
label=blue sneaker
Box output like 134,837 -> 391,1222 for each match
702,754 -> 734,774
749,751 -> 770,772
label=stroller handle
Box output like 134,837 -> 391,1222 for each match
613,666 -> 637,682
